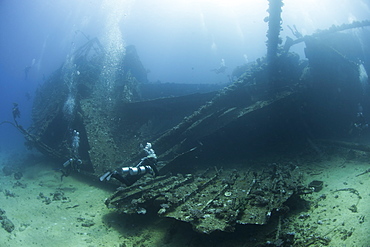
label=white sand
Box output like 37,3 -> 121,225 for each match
296,155 -> 370,246
1,149 -> 370,246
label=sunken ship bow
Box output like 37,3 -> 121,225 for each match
26,18 -> 370,234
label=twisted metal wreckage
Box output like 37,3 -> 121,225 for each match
3,0 -> 370,234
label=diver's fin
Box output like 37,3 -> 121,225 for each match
100,171 -> 113,181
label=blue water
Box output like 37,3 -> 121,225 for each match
1,0 -> 370,153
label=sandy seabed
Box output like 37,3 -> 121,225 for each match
1,147 -> 370,247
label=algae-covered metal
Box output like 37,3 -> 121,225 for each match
105,163 -> 307,234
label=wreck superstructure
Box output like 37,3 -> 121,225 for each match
28,38 -> 223,175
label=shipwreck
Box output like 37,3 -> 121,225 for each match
3,0 -> 370,235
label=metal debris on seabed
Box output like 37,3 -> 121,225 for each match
105,163 -> 310,234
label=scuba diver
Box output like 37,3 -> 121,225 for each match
350,103 -> 368,136
12,103 -> 21,121
60,130 -> 82,180
211,65 -> 227,74
100,142 -> 159,186
12,103 -> 25,130
61,156 -> 82,180
211,58 -> 227,74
